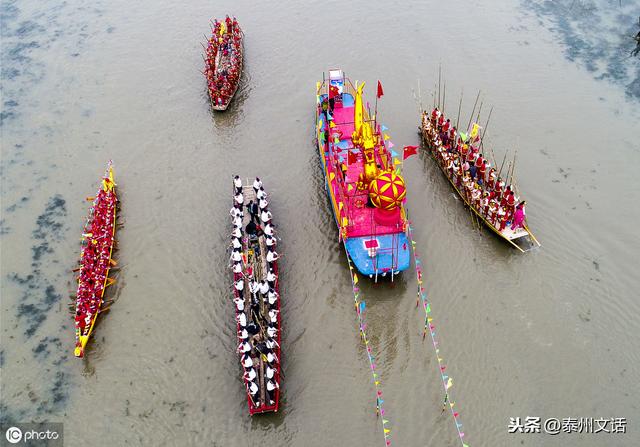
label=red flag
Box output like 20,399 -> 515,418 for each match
377,80 -> 384,98
347,150 -> 358,165
403,145 -> 418,160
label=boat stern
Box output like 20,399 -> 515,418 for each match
345,233 -> 411,278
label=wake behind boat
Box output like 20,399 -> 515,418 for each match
73,162 -> 118,357
420,109 -> 540,251
230,176 -> 281,415
204,16 -> 243,111
315,69 -> 411,279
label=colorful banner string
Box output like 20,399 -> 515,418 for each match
344,248 -> 393,447
406,218 -> 470,447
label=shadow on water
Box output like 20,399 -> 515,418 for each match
522,0 -> 640,99
1,195 -> 72,424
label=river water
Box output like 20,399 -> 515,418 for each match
1,0 -> 639,446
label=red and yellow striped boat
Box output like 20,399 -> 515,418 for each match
73,162 -> 118,357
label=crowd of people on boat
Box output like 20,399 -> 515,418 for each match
204,16 -> 242,108
424,108 -> 526,232
230,176 -> 280,408
75,179 -> 117,336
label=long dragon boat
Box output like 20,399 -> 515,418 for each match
315,69 -> 411,279
420,109 -> 540,251
230,177 -> 281,415
204,16 -> 243,111
73,162 -> 118,357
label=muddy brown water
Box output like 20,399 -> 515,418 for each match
1,0 -> 639,446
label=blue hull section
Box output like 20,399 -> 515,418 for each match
344,233 -> 411,276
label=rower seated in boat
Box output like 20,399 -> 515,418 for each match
259,280 -> 269,295
266,268 -> 276,288
245,367 -> 257,381
261,210 -> 272,223
266,380 -> 277,405
266,289 -> 278,305
264,223 -> 274,237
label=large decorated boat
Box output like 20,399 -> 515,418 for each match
315,69 -> 411,279
230,177 -> 281,414
73,162 -> 118,357
420,109 -> 540,251
204,16 -> 243,111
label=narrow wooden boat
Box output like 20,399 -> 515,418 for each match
230,177 -> 281,415
204,16 -> 243,111
73,162 -> 118,357
315,69 -> 411,279
420,110 -> 540,252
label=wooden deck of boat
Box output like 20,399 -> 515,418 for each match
241,185 -> 266,407
236,182 -> 280,413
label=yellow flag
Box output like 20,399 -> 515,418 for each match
347,184 -> 354,192
329,172 -> 335,181
394,158 -> 402,165
342,216 -> 348,227
339,202 -> 344,210
329,121 -> 336,128
470,123 -> 480,139
446,377 -> 453,390
219,22 -> 226,35
353,274 -> 359,284
384,134 -> 391,140
316,81 -> 321,93
384,429 -> 391,434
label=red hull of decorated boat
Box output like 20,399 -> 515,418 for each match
73,162 -> 118,357
205,17 -> 243,111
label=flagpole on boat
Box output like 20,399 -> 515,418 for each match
497,149 -> 509,180
437,64 -> 442,109
475,101 -> 484,127
455,88 -> 463,130
467,90 -> 481,132
442,81 -> 446,115
480,106 -> 497,166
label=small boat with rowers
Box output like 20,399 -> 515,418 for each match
315,69 -> 411,279
72,161 -> 119,357
420,109 -> 540,252
204,16 -> 243,111
230,176 -> 281,415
